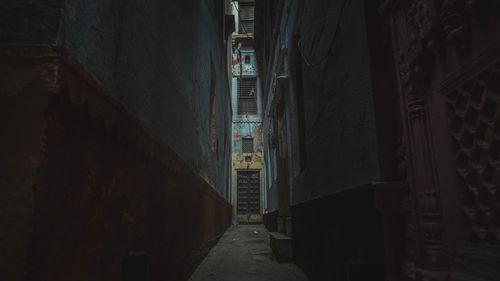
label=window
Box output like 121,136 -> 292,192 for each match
239,2 -> 254,34
244,55 -> 251,64
242,137 -> 254,153
237,78 -> 257,115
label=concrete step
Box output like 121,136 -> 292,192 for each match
269,232 -> 293,262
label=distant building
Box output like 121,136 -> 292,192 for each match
229,0 -> 266,224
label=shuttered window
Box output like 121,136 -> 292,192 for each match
239,21 -> 254,34
237,78 -> 257,115
239,2 -> 254,34
242,137 -> 254,153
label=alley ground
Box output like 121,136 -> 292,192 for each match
189,225 -> 310,281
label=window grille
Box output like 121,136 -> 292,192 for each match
242,137 -> 254,153
239,2 -> 255,21
237,78 -> 257,115
239,21 -> 254,34
238,2 -> 254,34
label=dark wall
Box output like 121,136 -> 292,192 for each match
0,1 -> 233,280
25,81 -> 232,281
57,0 -> 231,193
0,0 -> 62,43
291,0 -> 380,203
0,65 -> 51,281
292,184 -> 385,281
257,0 -> 381,212
263,210 -> 279,232
256,0 -> 390,279
382,1 -> 500,280
1,0 -> 232,194
0,57 -> 232,281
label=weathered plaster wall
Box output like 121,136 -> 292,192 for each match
232,122 -> 264,167
230,83 -> 265,221
231,120 -> 265,220
230,44 -> 266,221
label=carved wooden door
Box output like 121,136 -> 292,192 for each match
381,0 -> 500,280
237,171 -> 261,215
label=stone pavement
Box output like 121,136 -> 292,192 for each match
189,225 -> 310,281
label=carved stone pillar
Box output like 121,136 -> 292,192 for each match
381,1 -> 450,279
382,0 -> 500,280
405,95 -> 449,275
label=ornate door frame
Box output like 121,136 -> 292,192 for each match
381,0 -> 500,280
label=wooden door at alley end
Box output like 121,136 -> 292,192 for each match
237,171 -> 260,215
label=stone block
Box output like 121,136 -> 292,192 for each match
269,232 -> 293,263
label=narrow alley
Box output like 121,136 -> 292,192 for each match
2,0 -> 500,281
189,225 -> 309,281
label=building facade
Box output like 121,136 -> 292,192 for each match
0,1 -> 235,281
256,4 -> 387,279
255,0 -> 500,280
230,0 -> 266,224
